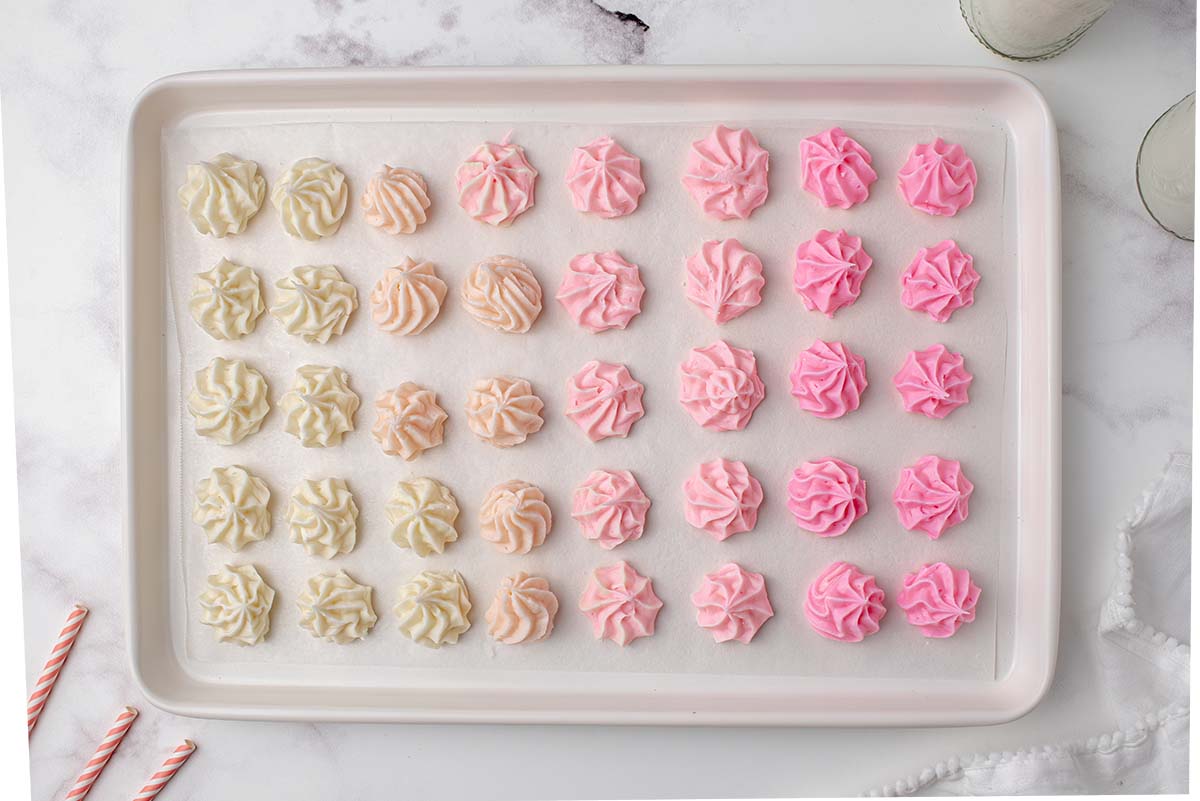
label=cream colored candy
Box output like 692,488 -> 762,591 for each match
189,258 -> 265,340
192,465 -> 270,551
186,357 -> 270,445
287,477 -> 358,558
279,365 -> 359,448
198,563 -> 275,646
178,153 -> 266,238
394,569 -> 472,648
385,477 -> 459,557
296,570 -> 377,643
271,157 -> 348,240
271,265 -> 358,344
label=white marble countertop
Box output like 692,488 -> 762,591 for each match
2,0 -> 1193,797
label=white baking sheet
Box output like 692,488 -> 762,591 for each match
162,117 -> 1009,683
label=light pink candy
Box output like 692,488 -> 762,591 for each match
789,340 -> 868,419
579,561 -> 663,646
681,125 -> 770,221
893,344 -> 972,419
793,229 -> 873,317
679,341 -> 765,432
454,139 -> 538,226
556,251 -> 645,332
571,469 -> 651,550
564,136 -> 645,218
685,238 -> 765,324
682,458 -> 763,541
897,562 -> 980,638
787,457 -> 868,537
798,127 -> 877,209
565,360 -> 645,441
894,455 -> 973,539
691,563 -> 774,644
901,240 -> 980,323
805,561 -> 886,643
898,138 -> 977,217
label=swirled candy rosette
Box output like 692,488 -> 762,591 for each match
898,138 -> 978,217
455,138 -> 538,226
682,124 -> 770,220
271,157 -> 348,240
691,562 -> 774,644
188,258 -> 264,340
893,344 -> 973,419
894,455 -> 974,539
897,562 -> 980,638
461,255 -> 543,334
787,457 -> 868,537
286,477 -> 358,558
270,265 -> 358,344
579,561 -> 663,647
565,136 -> 645,218
804,562 -> 885,643
371,382 -> 447,460
370,258 -> 447,336
279,365 -> 359,448
393,569 -> 472,648
556,251 -> 645,332
486,572 -> 559,645
565,360 -> 645,442
684,238 -> 764,324
479,480 -> 553,556
360,164 -> 430,235
464,376 -> 544,448
678,341 -> 765,432
798,127 -> 877,209
198,563 -> 275,646
192,465 -> 270,551
900,240 -> 980,323
296,570 -> 377,644
186,357 -> 270,445
177,152 -> 265,238
683,458 -> 763,541
793,229 -> 873,318
789,340 -> 867,420
385,477 -> 459,557
571,469 -> 651,550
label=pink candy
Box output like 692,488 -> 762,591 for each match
793,229 -> 873,317
898,138 -> 977,217
556,251 -> 645,332
455,138 -> 538,226
682,458 -> 763,541
897,562 -> 981,638
564,136 -> 646,218
798,127 -> 877,209
691,563 -> 774,644
901,240 -> 980,323
565,360 -> 645,441
685,238 -> 765,324
805,562 -> 886,643
787,457 -> 868,537
579,561 -> 663,646
893,344 -> 973,419
681,125 -> 770,221
893,455 -> 973,539
789,340 -> 868,419
571,469 -> 651,550
679,340 -> 766,432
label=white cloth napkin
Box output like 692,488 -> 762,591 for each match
869,453 -> 1191,796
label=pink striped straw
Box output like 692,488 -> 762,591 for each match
132,740 -> 196,801
27,603 -> 88,736
65,706 -> 138,801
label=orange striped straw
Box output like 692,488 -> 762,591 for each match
27,603 -> 88,736
65,706 -> 138,800
133,740 -> 196,801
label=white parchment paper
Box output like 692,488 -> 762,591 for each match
163,116 -> 1010,684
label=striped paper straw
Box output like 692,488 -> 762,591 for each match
27,603 -> 88,736
133,740 -> 196,801
65,706 -> 138,801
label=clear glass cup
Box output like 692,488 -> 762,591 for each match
960,0 -> 1114,61
1137,93 -> 1195,241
